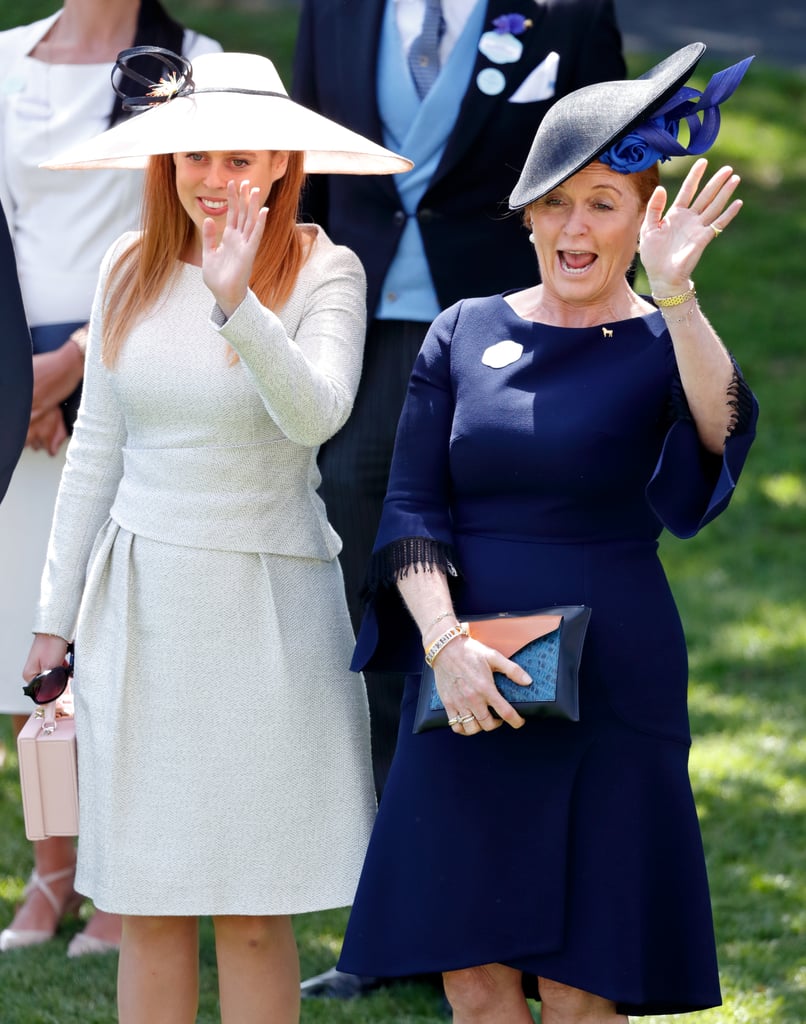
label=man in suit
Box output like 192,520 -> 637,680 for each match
292,0 -> 625,996
0,203 -> 33,503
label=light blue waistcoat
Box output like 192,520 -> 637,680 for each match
375,0 -> 486,321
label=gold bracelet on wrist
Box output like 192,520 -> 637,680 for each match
660,304 -> 698,326
424,623 -> 469,668
652,286 -> 696,308
423,610 -> 455,634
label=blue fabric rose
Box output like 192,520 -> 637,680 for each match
600,133 -> 663,173
600,116 -> 677,173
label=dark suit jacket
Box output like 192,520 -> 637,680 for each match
292,0 -> 626,316
0,204 -> 32,502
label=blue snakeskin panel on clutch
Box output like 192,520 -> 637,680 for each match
428,628 -> 559,710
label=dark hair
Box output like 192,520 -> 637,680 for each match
108,0 -> 186,127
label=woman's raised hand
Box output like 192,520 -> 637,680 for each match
639,158 -> 743,295
201,179 -> 268,317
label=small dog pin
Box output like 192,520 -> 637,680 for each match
602,326 -> 614,338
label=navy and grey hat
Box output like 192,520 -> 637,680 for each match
510,42 -> 753,209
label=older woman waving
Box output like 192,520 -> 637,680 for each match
338,43 -> 757,1023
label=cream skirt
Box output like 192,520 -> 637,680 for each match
73,521 -> 375,915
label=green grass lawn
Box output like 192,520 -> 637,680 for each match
1,5 -> 804,1022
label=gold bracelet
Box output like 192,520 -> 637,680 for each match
424,622 -> 469,668
652,286 -> 696,308
423,610 -> 456,633
660,304 -> 698,326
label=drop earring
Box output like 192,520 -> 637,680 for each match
528,232 -> 535,244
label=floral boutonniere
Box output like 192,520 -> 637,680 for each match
477,12 -> 534,95
491,14 -> 534,36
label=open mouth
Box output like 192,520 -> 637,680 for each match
559,250 -> 597,275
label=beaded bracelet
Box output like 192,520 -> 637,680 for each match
659,304 -> 698,326
423,610 -> 456,633
652,286 -> 696,308
424,622 -> 469,668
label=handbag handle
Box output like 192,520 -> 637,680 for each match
36,692 -> 73,735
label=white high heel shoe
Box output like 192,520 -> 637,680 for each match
67,909 -> 122,958
0,866 -> 82,952
67,928 -> 119,958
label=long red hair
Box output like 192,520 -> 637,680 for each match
101,150 -> 307,365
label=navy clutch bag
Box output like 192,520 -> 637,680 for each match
413,605 -> 592,734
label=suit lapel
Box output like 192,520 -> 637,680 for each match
433,0 -> 550,184
338,0 -> 403,203
344,0 -> 389,139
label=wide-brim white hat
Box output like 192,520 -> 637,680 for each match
41,48 -> 413,175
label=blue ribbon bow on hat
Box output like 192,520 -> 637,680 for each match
600,56 -> 754,174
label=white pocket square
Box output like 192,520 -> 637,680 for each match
508,51 -> 560,104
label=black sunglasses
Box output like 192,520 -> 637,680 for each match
23,645 -> 74,705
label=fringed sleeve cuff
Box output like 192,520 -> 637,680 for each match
351,537 -> 459,676
363,537 -> 457,593
646,361 -> 759,539
726,367 -> 756,438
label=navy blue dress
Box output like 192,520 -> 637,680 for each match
338,295 -> 758,1016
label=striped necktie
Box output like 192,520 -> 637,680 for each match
408,0 -> 446,98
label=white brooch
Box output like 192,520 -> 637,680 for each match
476,13 -> 534,96
482,340 -> 524,368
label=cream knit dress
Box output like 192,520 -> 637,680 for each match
34,226 -> 376,915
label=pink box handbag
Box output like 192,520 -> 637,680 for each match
17,706 -> 79,841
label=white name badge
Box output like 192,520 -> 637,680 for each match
478,31 -> 524,65
482,340 -> 524,368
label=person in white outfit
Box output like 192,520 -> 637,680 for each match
21,45 -> 409,1024
0,0 -> 221,960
